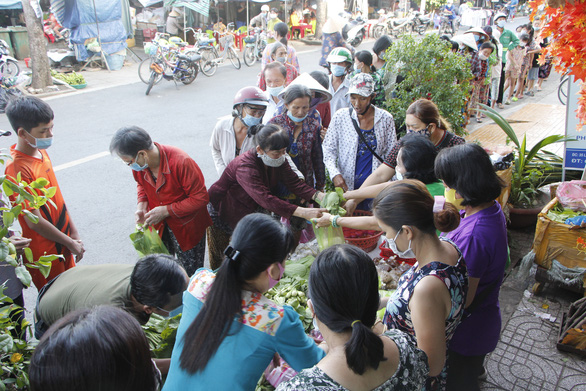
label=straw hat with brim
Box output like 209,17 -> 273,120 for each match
322,17 -> 345,34
453,34 -> 478,51
278,73 -> 332,104
464,27 -> 489,39
169,10 -> 181,17
345,73 -> 375,97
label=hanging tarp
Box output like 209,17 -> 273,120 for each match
51,0 -> 128,61
164,0 -> 210,17
137,0 -> 163,6
0,0 -> 21,9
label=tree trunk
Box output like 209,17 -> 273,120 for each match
315,0 -> 327,39
21,0 -> 53,89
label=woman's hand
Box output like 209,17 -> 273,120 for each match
9,237 -> 31,253
332,174 -> 348,192
343,199 -> 358,216
135,202 -> 148,225
294,207 -> 327,221
144,206 -> 170,226
315,212 -> 332,228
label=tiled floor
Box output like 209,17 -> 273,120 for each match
481,292 -> 586,390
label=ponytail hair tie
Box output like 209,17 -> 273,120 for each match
224,246 -> 241,262
433,196 -> 445,213
351,320 -> 361,327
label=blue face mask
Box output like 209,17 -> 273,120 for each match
267,85 -> 285,97
330,64 -> 346,77
130,152 -> 148,171
26,134 -> 53,149
496,20 -> 505,28
354,64 -> 362,73
242,114 -> 262,127
287,111 -> 307,123
168,305 -> 183,318
276,56 -> 286,64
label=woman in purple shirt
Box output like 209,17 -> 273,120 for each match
435,143 -> 508,391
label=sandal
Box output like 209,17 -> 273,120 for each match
498,103 -> 505,109
505,100 -> 511,105
476,117 -> 483,123
511,97 -> 518,102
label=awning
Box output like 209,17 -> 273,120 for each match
164,0 -> 210,17
137,0 -> 163,6
0,0 -> 22,10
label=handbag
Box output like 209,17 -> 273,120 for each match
348,107 -> 384,164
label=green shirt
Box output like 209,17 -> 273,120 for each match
38,264 -> 134,326
498,29 -> 519,64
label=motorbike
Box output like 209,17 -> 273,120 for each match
0,39 -> 19,79
438,12 -> 459,37
243,27 -> 267,67
145,50 -> 201,96
342,17 -> 366,47
411,11 -> 432,35
388,16 -> 412,37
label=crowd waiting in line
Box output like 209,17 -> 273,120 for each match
2,14 -> 527,391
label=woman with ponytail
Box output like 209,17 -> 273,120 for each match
277,244 -> 428,391
163,213 -> 325,391
374,179 -> 468,390
350,50 -> 385,108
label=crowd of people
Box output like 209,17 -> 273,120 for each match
1,14 -> 519,391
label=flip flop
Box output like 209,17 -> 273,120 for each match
511,97 -> 518,102
498,103 -> 505,109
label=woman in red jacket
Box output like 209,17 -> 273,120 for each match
110,126 -> 212,276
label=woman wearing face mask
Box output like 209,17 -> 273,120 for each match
258,42 -> 299,92
277,244 -> 428,391
163,213 -> 325,391
374,180 -> 467,390
315,133 -> 443,232
110,126 -> 212,276
350,50 -> 385,108
207,124 -> 326,269
435,144 -> 507,391
347,99 -> 463,215
323,73 -> 396,206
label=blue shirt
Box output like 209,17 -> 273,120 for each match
163,269 -> 325,391
354,127 -> 376,189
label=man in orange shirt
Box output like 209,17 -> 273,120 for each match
4,97 -> 84,290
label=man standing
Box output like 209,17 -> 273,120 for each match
493,12 -> 519,109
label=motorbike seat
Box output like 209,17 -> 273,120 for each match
392,18 -> 408,26
178,53 -> 201,62
198,38 -> 215,46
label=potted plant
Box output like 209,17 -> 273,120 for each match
479,104 -> 573,228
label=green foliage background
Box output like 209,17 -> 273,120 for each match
382,34 -> 473,136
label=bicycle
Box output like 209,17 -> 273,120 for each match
558,71 -> 569,106
198,26 -> 241,77
243,27 -> 267,67
139,33 -> 195,84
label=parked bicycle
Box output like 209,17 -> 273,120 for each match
243,27 -> 267,67
0,39 -> 19,79
198,24 -> 241,77
438,12 -> 459,37
558,71 -> 569,106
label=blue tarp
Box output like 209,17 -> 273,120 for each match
53,0 -> 127,61
0,0 -> 21,9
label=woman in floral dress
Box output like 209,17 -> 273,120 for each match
278,244 -> 428,391
374,180 -> 468,390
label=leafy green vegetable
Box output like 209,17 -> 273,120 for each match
141,313 -> 182,358
130,224 -> 170,256
319,187 -> 346,216
51,70 -> 86,85
546,205 -> 586,224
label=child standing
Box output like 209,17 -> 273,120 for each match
504,34 -> 527,105
4,97 -> 84,290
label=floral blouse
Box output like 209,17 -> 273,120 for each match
269,113 -> 325,190
319,32 -> 354,67
276,329 -> 428,391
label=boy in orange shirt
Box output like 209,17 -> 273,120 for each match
4,97 -> 84,290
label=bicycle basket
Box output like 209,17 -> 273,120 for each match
244,36 -> 256,44
144,42 -> 157,55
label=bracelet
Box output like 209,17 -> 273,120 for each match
312,191 -> 321,202
331,215 -> 340,228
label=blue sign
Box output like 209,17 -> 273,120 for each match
565,148 -> 586,169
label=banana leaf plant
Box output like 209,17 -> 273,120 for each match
479,104 -> 575,208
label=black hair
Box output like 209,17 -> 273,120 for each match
354,50 -> 376,73
29,306 -> 158,391
519,32 -> 530,43
398,133 -> 438,185
264,61 -> 287,79
450,40 -> 459,51
309,245 -> 385,375
282,84 -> 312,105
274,22 -> 289,41
130,254 -> 188,310
479,42 -> 495,53
179,213 -> 294,373
439,34 -> 452,42
435,143 -> 504,207
109,126 -> 154,157
373,179 -> 460,234
249,123 -> 289,151
373,35 -> 392,59
310,70 -> 330,89
5,96 -> 54,133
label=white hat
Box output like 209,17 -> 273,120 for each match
378,9 -> 385,14
279,73 -> 332,104
465,27 -> 489,39
452,34 -> 478,51
322,16 -> 345,34
261,5 -> 269,11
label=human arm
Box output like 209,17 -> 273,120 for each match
153,358 -> 170,375
162,156 -> 210,219
210,123 -> 228,175
409,276 -> 451,377
311,123 -> 326,190
505,30 -> 519,51
345,182 -> 392,201
321,113 -> 343,186
315,212 -> 380,230
24,209 -> 84,260
136,201 -> 148,224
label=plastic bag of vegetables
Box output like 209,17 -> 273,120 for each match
311,221 -> 344,252
129,224 -> 170,256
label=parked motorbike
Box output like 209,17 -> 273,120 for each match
411,11 -> 432,35
438,12 -> 459,37
342,18 -> 366,47
388,16 -> 412,38
145,51 -> 200,96
0,39 -> 19,79
243,27 -> 267,67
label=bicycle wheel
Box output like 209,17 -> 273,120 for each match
0,59 -> 19,79
200,48 -> 218,77
145,71 -> 157,95
228,47 -> 241,70
243,45 -> 256,66
138,58 -> 163,84
558,76 -> 569,105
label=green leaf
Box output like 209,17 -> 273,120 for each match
22,210 -> 38,224
2,211 -> 14,228
4,255 -> 17,268
44,187 -> 57,199
10,204 -> 21,218
23,248 -> 33,263
14,266 -> 32,287
29,178 -> 49,189
479,104 -> 520,147
38,254 -> 63,263
0,334 -> 13,353
2,181 -> 13,197
0,243 -> 7,260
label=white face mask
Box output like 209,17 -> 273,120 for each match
395,171 -> 404,181
386,229 -> 416,259
258,152 -> 286,167
479,53 -> 488,61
